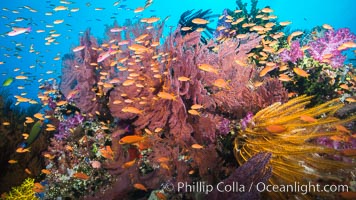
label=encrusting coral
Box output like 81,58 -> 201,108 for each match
234,95 -> 356,199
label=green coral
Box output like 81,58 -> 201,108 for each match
1,178 -> 39,200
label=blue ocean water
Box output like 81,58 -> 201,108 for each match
0,0 -> 355,103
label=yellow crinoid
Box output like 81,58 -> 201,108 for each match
234,95 -> 355,199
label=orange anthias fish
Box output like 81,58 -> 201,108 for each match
97,48 -> 114,62
33,183 -> 44,193
157,92 -> 176,100
122,159 -> 136,168
198,64 -> 219,74
145,17 -> 160,24
322,24 -> 333,30
213,79 -> 229,89
279,21 -> 292,26
259,65 -> 275,77
191,144 -> 204,149
287,31 -> 304,45
293,68 -> 309,78
8,160 -> 18,164
121,106 -> 143,114
192,18 -> 209,25
188,109 -> 200,116
73,172 -> 90,180
261,7 -> 273,13
72,45 -> 85,52
266,125 -> 286,133
191,104 -> 204,110
178,76 -> 190,81
337,41 -> 356,51
134,7 -> 144,13
25,168 -> 32,175
100,145 -> 114,160
41,169 -> 51,174
300,115 -> 317,123
278,74 -> 293,82
134,183 -> 148,191
119,135 -> 145,144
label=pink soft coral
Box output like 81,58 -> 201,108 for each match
307,28 -> 356,68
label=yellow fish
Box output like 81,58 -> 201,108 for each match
322,24 -> 333,30
181,26 -> 192,31
279,21 -> 292,26
259,65 -> 275,77
157,92 -> 176,100
8,160 -> 18,164
134,7 -> 144,13
122,79 -> 135,86
213,79 -> 229,89
261,7 -> 273,13
188,109 -> 200,116
145,17 -> 160,23
191,104 -> 204,110
191,144 -> 204,149
192,18 -> 209,25
53,6 -> 68,11
178,76 -> 190,81
198,64 -> 218,74
121,107 -> 143,114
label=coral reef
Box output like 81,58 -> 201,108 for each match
2,1 -> 355,200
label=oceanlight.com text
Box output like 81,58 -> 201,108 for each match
256,182 -> 349,195
173,181 -> 349,195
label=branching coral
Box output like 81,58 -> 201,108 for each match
234,95 -> 356,199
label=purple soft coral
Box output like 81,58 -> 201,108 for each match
308,28 -> 356,68
218,118 -> 230,136
240,112 -> 254,131
280,40 -> 304,63
54,113 -> 84,140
